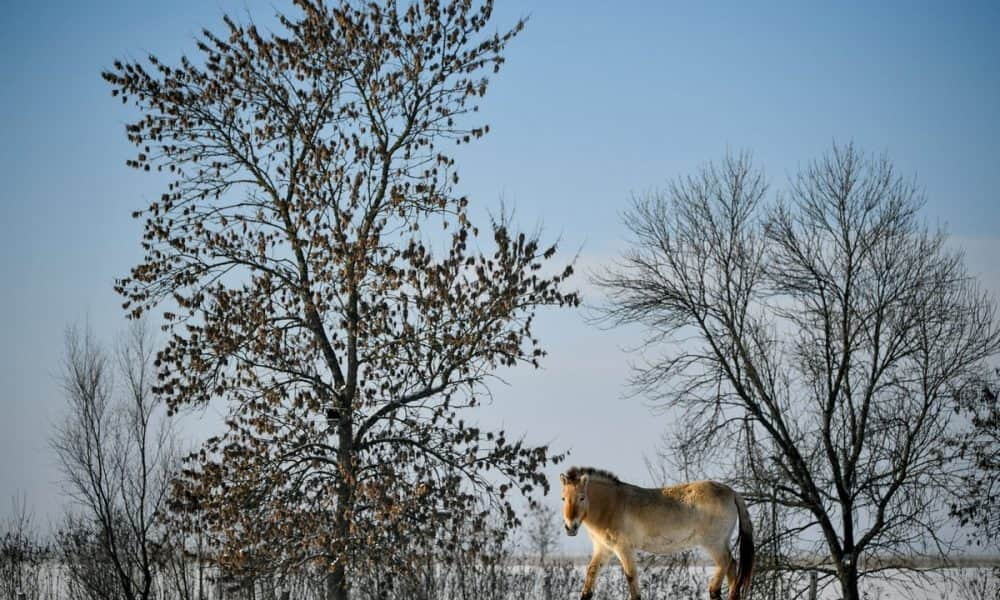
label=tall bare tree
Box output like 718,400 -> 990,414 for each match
596,146 -> 1000,600
103,2 -> 577,598
52,322 -> 177,600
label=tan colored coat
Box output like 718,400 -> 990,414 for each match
560,467 -> 753,600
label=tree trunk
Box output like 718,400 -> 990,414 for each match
838,562 -> 860,600
326,563 -> 348,600
327,393 -> 354,600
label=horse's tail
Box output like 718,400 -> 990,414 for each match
731,491 -> 755,600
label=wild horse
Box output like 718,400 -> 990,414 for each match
560,467 -> 754,600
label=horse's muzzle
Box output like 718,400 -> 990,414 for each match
565,524 -> 579,536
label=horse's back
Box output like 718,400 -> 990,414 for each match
620,480 -> 738,553
665,480 -> 736,506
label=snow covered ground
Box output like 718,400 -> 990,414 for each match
522,563 -> 999,600
8,561 -> 998,599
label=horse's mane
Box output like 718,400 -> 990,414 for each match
563,466 -> 622,484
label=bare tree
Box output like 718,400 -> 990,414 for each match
524,502 -> 559,565
102,2 -> 577,599
52,321 -> 178,600
596,146 -> 1000,600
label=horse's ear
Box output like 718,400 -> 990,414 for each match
559,473 -> 568,486
580,474 -> 589,489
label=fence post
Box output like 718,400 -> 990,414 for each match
808,571 -> 818,600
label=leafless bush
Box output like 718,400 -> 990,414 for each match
950,567 -> 1000,600
524,503 -> 560,566
0,497 -> 50,600
157,521 -> 214,600
628,552 -> 703,599
54,513 -> 129,600
948,368 -> 1000,549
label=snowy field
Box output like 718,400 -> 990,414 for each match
575,565 -> 1000,600
8,561 -> 998,600
499,560 -> 1000,600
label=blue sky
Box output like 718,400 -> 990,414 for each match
1,1 -> 998,552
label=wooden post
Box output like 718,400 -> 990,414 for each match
808,571 -> 818,600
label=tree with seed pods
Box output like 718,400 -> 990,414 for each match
103,2 -> 577,598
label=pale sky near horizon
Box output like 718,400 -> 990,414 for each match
1,1 -> 999,556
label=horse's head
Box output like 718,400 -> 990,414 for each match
559,472 -> 590,536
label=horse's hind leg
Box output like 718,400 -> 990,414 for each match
707,544 -> 735,600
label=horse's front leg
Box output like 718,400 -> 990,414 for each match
580,544 -> 611,600
614,547 -> 642,600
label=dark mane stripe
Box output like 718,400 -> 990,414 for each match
563,466 -> 621,484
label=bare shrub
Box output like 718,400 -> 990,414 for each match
0,497 -> 50,600
952,566 -> 1000,600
